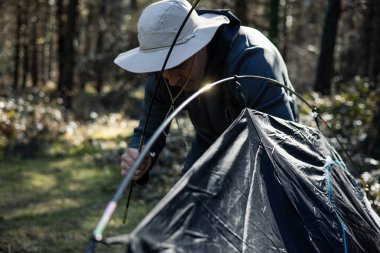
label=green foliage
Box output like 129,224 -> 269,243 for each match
315,78 -> 378,146
359,169 -> 380,214
301,77 -> 380,214
0,88 -> 139,158
0,77 -> 379,252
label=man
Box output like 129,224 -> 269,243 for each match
115,0 -> 298,181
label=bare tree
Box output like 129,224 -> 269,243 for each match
131,0 -> 138,10
234,0 -> 248,25
21,0 -> 30,89
56,0 -> 79,109
95,0 -> 106,94
268,0 -> 280,46
30,3 -> 39,88
39,0 -> 53,83
357,3 -> 375,78
13,1 -> 22,90
280,0 -> 289,60
314,0 -> 341,94
369,2 -> 380,81
362,1 -> 380,158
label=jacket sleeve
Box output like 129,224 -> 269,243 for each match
129,74 -> 172,162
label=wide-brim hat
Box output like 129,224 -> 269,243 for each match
114,0 -> 229,73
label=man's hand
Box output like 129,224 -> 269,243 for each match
120,148 -> 152,180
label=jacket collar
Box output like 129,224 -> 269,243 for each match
196,9 -> 241,83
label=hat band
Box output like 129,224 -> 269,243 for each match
139,33 -> 195,51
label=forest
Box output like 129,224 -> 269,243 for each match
0,0 -> 379,252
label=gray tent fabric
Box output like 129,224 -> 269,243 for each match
107,108 -> 380,253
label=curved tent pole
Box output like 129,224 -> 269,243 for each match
87,77 -> 233,248
86,75 -> 357,252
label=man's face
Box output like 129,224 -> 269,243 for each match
162,47 -> 207,91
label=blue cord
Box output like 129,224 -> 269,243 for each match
325,156 -> 349,253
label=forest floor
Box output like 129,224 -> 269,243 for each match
0,114 -> 190,252
0,86 -> 379,252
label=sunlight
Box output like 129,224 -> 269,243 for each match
25,172 -> 57,191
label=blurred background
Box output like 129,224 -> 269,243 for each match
0,0 -> 379,252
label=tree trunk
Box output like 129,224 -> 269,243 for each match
40,0 -> 51,84
281,0 -> 289,61
370,2 -> 380,81
363,2 -> 380,158
83,1 -> 95,57
13,1 -> 22,90
21,44 -> 29,89
234,0 -> 248,25
21,1 -> 30,90
47,27 -> 54,82
358,5 -> 374,78
314,0 -> 341,94
56,0 -> 79,109
218,0 -> 229,9
47,0 -> 54,82
95,0 -> 106,94
130,0 -> 137,10
268,0 -> 280,46
31,13 -> 39,88
57,0 -> 65,92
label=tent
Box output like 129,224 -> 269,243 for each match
106,108 -> 380,253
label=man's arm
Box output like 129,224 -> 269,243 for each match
121,74 -> 172,181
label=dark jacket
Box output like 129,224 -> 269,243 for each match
130,9 -> 298,172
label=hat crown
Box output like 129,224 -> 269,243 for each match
137,0 -> 198,50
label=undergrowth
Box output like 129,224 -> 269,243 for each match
0,79 -> 379,252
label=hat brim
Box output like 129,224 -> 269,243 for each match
114,14 -> 229,73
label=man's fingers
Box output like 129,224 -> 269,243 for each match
120,148 -> 152,180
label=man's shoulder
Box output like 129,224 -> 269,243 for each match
236,26 -> 275,49
225,27 -> 267,65
226,26 -> 279,63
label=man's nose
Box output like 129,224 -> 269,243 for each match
163,70 -> 181,86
